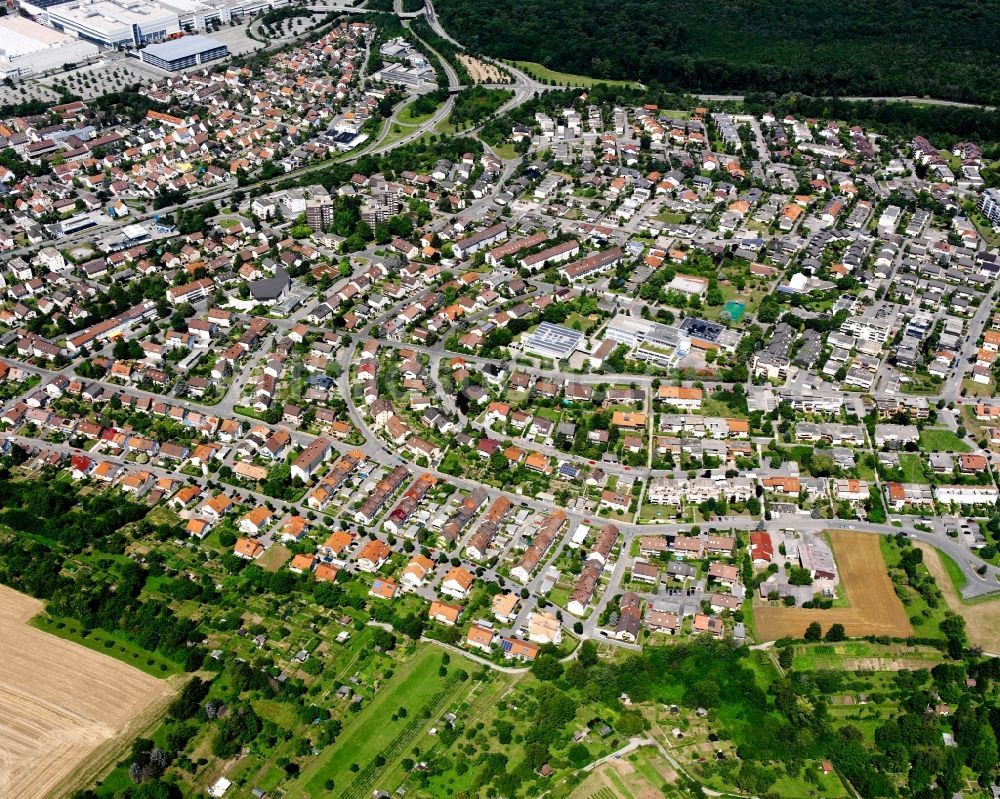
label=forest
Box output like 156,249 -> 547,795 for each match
0,465 -> 204,671
433,0 -> 1000,104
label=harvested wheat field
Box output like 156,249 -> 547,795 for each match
916,542 -> 1000,653
0,586 -> 174,799
457,54 -> 511,83
755,531 -> 912,642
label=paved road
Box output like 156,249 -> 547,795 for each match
693,93 -> 998,111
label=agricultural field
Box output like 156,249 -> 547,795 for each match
754,531 -> 913,641
0,586 -> 175,799
789,641 -> 943,672
568,750 -> 675,799
917,542 -> 1000,652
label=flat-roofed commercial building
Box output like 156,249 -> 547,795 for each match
140,34 -> 228,70
0,16 -> 99,78
521,322 -> 583,361
36,0 -> 179,47
25,0 -> 288,47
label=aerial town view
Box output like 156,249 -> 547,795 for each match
2,0 -> 1000,798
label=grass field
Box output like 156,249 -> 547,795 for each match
377,120 -> 420,149
936,548 -> 969,594
916,542 -> 1000,652
898,453 -> 929,483
31,613 -> 183,677
510,60 -> 641,88
0,586 -> 175,799
919,428 -> 972,453
294,644 -> 464,797
961,377 -> 996,398
398,98 -> 438,125
754,531 -> 913,641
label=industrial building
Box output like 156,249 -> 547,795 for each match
140,35 -> 228,70
29,0 -> 180,47
372,62 -> 435,88
0,16 -> 99,78
22,0 -> 288,48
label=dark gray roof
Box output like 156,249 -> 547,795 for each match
249,266 -> 290,301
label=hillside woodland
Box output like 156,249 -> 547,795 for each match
434,0 -> 1000,104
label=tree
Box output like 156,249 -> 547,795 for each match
567,742 -> 591,767
758,295 -> 780,323
531,654 -> 563,681
825,623 -> 846,642
804,622 -> 822,641
788,566 -> 813,585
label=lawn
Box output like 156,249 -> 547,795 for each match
295,644 -> 464,797
770,765 -> 849,798
935,548 -> 969,596
510,60 -> 641,88
919,428 -> 971,453
398,98 -> 439,125
962,377 -> 996,398
491,141 -> 518,159
638,502 -> 682,523
898,453 -> 929,484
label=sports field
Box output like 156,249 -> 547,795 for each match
0,586 -> 173,799
754,531 -> 913,642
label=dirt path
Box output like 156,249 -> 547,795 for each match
916,542 -> 1000,652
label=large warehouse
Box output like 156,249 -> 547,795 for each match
22,0 -> 289,48
0,16 -> 99,78
139,35 -> 229,70
33,0 -> 179,48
